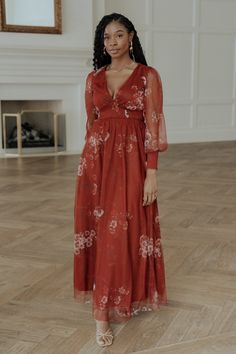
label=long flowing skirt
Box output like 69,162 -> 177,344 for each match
73,117 -> 167,323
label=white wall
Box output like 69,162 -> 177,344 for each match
104,0 -> 236,143
0,0 -> 93,156
0,0 -> 93,49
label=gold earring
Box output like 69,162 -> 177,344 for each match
129,41 -> 135,61
103,46 -> 106,55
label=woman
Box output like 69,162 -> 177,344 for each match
74,13 -> 168,347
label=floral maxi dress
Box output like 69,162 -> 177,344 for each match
73,63 -> 168,323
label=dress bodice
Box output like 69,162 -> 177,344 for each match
92,63 -> 145,120
84,63 -> 168,168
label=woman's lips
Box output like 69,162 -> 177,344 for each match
109,49 -> 119,54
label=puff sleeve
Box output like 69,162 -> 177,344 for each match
84,71 -> 97,140
143,67 -> 168,169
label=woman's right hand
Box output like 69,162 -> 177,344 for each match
143,169 -> 158,206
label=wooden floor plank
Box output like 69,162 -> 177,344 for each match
0,141 -> 236,353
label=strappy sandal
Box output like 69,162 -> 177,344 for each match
96,327 -> 114,347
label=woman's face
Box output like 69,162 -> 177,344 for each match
103,21 -> 133,58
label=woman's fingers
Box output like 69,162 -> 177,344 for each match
142,192 -> 147,205
142,191 -> 148,205
143,191 -> 157,206
148,192 -> 153,204
143,174 -> 158,206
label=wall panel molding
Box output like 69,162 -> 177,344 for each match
104,0 -> 236,143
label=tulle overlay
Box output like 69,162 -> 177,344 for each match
74,63 -> 168,323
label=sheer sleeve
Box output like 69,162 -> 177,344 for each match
84,71 -> 97,140
143,67 -> 168,169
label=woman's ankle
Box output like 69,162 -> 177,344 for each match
95,319 -> 110,330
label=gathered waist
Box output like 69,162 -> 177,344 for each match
95,115 -> 143,122
89,115 -> 146,139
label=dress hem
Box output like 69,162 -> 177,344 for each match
74,288 -> 168,323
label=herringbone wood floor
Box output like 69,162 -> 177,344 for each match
0,141 -> 236,354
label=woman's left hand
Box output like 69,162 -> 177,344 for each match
143,169 -> 158,206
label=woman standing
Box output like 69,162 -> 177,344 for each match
74,13 -> 168,347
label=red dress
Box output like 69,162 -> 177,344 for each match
73,63 -> 168,323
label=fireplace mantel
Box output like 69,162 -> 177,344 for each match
0,47 -> 92,84
0,46 -> 93,157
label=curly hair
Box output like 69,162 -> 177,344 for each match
93,13 -> 147,70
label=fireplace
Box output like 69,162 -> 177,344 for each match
1,100 -> 66,155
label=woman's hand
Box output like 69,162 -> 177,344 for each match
143,169 -> 158,206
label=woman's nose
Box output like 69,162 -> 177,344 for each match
109,38 -> 117,46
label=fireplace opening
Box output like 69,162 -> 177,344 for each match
1,100 -> 66,155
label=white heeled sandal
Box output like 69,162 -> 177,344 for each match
96,327 -> 114,347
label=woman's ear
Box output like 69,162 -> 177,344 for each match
129,31 -> 134,42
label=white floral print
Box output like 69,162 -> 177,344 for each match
103,132 -> 110,142
101,295 -> 108,304
77,156 -> 87,176
109,219 -> 118,234
93,206 -> 104,220
115,133 -> 137,156
126,85 -> 144,110
92,182 -> 97,195
144,125 -> 158,150
144,87 -> 151,96
115,141 -> 125,156
88,133 -> 103,154
95,106 -> 100,118
87,129 -> 110,161
151,111 -> 158,122
139,234 -> 162,258
126,143 -> 133,153
118,286 -> 129,295
74,229 -> 96,255
86,77 -> 92,93
141,75 -> 147,85
129,134 -> 138,142
155,214 -> 160,224
124,109 -> 129,118
98,286 -> 130,310
114,295 -> 121,305
112,100 -> 120,112
107,211 -> 132,234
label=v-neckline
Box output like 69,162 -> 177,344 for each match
104,63 -> 140,100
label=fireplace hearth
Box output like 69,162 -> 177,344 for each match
1,101 -> 66,155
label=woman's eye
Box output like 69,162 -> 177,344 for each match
103,34 -> 122,41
